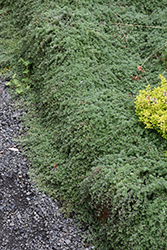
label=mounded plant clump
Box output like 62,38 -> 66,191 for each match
0,0 -> 167,249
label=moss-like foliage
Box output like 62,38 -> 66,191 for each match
0,0 -> 167,249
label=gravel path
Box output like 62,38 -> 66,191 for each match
0,79 -> 94,250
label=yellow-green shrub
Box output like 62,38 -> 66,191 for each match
135,75 -> 167,139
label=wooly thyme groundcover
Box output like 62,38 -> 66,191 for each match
0,0 -> 167,249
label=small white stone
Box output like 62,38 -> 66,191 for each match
65,239 -> 71,245
8,148 -> 19,152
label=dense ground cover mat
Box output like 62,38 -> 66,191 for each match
0,0 -> 167,249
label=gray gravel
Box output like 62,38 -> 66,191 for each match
0,79 -> 94,250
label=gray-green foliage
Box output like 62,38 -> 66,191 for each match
0,0 -> 167,249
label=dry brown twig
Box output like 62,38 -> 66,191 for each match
141,43 -> 167,67
112,22 -> 167,30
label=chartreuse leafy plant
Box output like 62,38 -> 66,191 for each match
135,75 -> 167,139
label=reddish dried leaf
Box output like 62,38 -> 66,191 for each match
137,65 -> 145,73
130,75 -> 139,81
